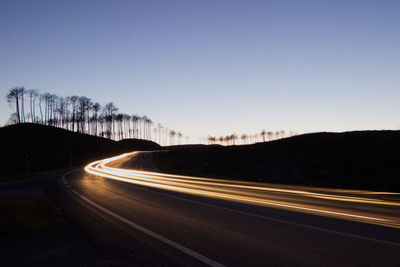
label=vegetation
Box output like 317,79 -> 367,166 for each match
202,130 -> 298,145
5,86 -> 187,146
0,123 -> 161,181
154,130 -> 400,192
5,87 -> 300,147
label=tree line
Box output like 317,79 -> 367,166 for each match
5,86 -> 187,146
201,130 -> 298,146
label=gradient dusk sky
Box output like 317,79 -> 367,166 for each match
1,0 -> 399,141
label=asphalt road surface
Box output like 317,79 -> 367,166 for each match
59,151 -> 400,266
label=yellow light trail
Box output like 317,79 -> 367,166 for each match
84,152 -> 400,228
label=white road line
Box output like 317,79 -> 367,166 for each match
63,168 -> 400,247
115,181 -> 400,248
69,189 -> 224,267
85,166 -> 390,223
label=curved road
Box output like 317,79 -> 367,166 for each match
60,151 -> 400,266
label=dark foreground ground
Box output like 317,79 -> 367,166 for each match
154,130 -> 400,192
1,125 -> 400,266
0,124 -> 163,265
0,177 -> 110,266
3,154 -> 399,267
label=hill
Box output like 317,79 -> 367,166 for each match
0,123 -> 161,180
154,130 -> 400,192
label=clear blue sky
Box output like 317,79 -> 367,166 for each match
1,0 -> 399,141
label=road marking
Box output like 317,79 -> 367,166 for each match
85,164 -> 392,224
63,163 -> 400,251
69,188 -> 224,267
115,182 -> 400,248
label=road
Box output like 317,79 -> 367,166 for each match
60,151 -> 400,266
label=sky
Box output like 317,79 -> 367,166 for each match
1,0 -> 399,142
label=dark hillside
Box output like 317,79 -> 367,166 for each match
0,123 -> 161,180
155,131 -> 400,192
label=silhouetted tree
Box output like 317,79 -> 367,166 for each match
145,117 -> 153,140
6,87 -> 21,123
6,113 -> 19,125
169,130 -> 176,145
103,102 -> 118,139
261,130 -> 266,142
208,136 -> 216,145
27,89 -> 39,122
177,132 -> 183,144
5,87 -> 178,144
131,114 -> 140,138
19,87 -> 26,122
275,131 -> 280,140
157,123 -> 163,145
38,93 -> 44,123
67,95 -> 79,131
218,136 -> 224,145
267,131 -> 273,141
92,102 -> 101,136
230,134 -> 237,145
241,134 -> 247,145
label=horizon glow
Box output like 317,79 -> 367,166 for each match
1,0 -> 399,142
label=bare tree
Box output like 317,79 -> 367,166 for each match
67,96 -> 79,131
280,130 -> 285,139
169,130 -> 176,145
230,134 -> 237,145
38,93 -> 45,124
92,102 -> 101,136
19,87 -> 26,122
6,113 -> 19,125
5,87 -> 175,143
6,87 -> 21,123
208,136 -> 216,145
157,123 -> 163,145
218,136 -> 224,145
275,131 -> 280,140
241,134 -> 247,145
145,118 -> 153,141
177,132 -> 183,145
267,131 -> 273,141
131,115 -> 140,138
27,89 -> 37,122
103,102 -> 118,139
261,130 -> 266,142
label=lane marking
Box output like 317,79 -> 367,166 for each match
69,189 -> 224,267
62,161 -> 400,251
83,177 -> 400,248
85,165 -> 392,224
60,168 -> 400,266
102,179 -> 400,248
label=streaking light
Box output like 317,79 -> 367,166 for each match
84,152 -> 400,228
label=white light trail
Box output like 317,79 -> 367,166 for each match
84,152 -> 400,228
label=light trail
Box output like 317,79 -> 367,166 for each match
84,152 -> 400,228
